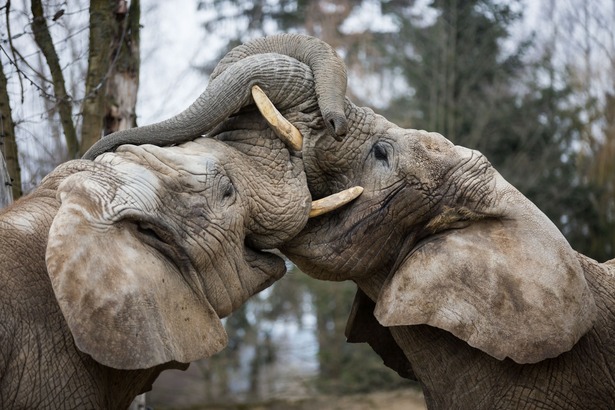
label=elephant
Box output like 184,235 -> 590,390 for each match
0,137 -> 309,407
0,36 -> 359,408
59,33 -> 615,408
193,35 -> 614,409
282,122 -> 615,409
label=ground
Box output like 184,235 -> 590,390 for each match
152,389 -> 426,410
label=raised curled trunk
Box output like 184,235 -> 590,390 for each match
211,34 -> 348,137
83,34 -> 347,159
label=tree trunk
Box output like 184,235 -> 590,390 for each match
80,0 -> 141,156
104,0 -> 140,134
0,152 -> 12,208
0,59 -> 21,201
30,0 -> 79,159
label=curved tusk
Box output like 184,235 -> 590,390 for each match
252,85 -> 303,151
309,186 -> 364,218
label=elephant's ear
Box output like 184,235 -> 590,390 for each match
46,168 -> 227,370
374,176 -> 597,364
345,288 -> 415,380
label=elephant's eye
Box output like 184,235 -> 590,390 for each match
220,177 -> 236,203
223,184 -> 234,199
136,222 -> 167,246
372,142 -> 390,166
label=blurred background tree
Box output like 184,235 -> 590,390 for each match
2,0 -> 614,408
1,0 -> 140,195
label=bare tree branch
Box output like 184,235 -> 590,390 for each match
30,0 -> 79,159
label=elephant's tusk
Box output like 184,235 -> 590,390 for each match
309,186 -> 364,218
252,85 -> 303,151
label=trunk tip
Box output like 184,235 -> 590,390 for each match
325,113 -> 348,140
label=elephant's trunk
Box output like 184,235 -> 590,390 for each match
83,54 -> 316,160
83,34 -> 348,160
211,34 -> 348,138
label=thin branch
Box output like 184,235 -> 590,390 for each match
30,0 -> 79,158
5,0 -> 26,103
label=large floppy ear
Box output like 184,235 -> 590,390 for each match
46,167 -> 228,370
374,171 -> 597,364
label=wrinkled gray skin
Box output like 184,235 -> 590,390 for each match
0,133 -> 310,408
205,37 -> 615,409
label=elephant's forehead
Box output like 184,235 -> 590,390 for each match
95,153 -> 162,192
389,127 -> 452,147
104,141 -> 235,180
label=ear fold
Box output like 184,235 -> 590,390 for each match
374,181 -> 597,364
346,288 -> 415,379
46,169 -> 228,370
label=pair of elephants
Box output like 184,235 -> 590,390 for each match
1,34 -> 614,409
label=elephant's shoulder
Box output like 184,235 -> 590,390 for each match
602,257 -> 615,277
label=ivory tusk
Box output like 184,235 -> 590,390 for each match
251,85 -> 303,151
309,186 -> 364,218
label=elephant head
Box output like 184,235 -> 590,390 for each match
44,134 -> 313,370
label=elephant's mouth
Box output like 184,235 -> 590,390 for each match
243,245 -> 287,286
282,184 -> 408,280
135,221 -> 187,267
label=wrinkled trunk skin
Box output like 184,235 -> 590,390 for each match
84,54 -> 314,159
83,34 -> 347,160
0,166 -> 185,409
211,34 -> 347,137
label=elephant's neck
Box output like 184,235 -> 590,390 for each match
0,191 -> 60,281
354,269 -> 390,301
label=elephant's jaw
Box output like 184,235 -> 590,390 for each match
196,244 -> 287,318
131,215 -> 286,318
281,183 -> 413,282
